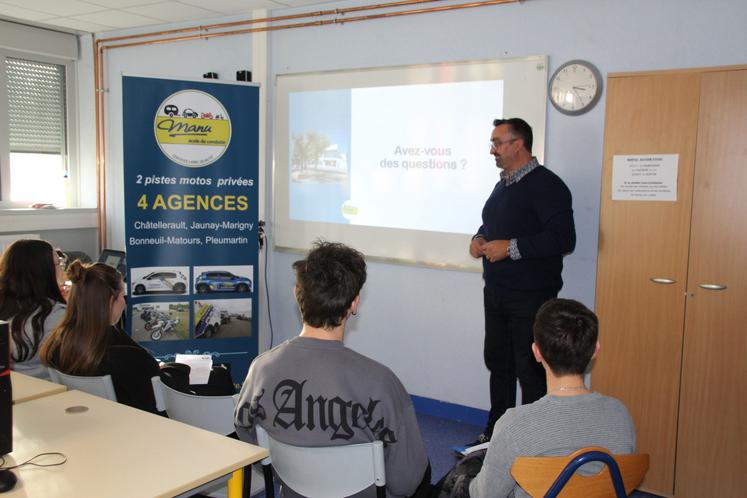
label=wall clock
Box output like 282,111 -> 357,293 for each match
548,60 -> 603,115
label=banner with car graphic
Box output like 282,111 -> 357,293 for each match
122,75 -> 259,386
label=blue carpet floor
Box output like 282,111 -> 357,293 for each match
416,411 -> 483,482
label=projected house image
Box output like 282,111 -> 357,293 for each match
290,132 -> 348,183
317,144 -> 347,173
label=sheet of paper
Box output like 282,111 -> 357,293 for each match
456,441 -> 490,456
612,154 -> 679,201
175,354 -> 213,385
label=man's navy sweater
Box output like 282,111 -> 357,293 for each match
477,165 -> 576,292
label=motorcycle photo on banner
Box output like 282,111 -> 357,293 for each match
122,75 -> 260,385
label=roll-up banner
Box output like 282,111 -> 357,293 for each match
122,75 -> 259,386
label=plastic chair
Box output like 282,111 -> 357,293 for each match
255,424 -> 387,498
511,446 -> 649,498
151,375 -> 238,435
151,376 -> 257,498
48,367 -> 117,401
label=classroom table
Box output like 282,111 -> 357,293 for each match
10,371 -> 67,404
5,389 -> 267,497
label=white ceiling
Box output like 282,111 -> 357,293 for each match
0,0 -> 324,34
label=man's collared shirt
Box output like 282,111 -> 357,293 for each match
500,157 -> 540,259
500,156 -> 539,186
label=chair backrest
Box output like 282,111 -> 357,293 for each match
48,367 -> 117,401
511,446 -> 650,498
150,376 -> 238,436
255,425 -> 386,498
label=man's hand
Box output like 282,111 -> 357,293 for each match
469,237 -> 487,258
482,239 -> 510,263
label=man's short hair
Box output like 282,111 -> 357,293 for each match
292,241 -> 367,329
533,298 -> 598,375
493,117 -> 533,153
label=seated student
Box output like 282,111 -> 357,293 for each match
39,261 -> 167,413
0,239 -> 67,379
436,298 -> 636,498
40,261 -> 235,414
234,241 -> 431,498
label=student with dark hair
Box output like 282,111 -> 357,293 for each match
235,241 -> 431,498
0,239 -> 66,378
40,261 -> 164,413
436,299 -> 636,498
40,261 -> 235,413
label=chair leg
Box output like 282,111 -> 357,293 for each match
262,464 -> 275,498
242,464 -> 252,498
376,484 -> 386,498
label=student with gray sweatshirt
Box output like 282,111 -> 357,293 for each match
437,298 -> 636,498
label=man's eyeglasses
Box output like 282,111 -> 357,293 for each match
490,137 -> 519,150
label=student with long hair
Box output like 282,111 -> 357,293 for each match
40,261 -> 163,413
0,239 -> 66,378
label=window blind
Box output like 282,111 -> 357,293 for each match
6,57 -> 66,154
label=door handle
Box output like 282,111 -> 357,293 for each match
650,278 -> 676,284
698,284 -> 727,291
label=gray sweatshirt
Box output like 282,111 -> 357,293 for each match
11,301 -> 66,379
469,392 -> 636,498
234,336 -> 429,498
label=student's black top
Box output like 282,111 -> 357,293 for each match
99,327 -> 162,414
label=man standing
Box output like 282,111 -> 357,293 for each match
469,118 -> 575,443
234,241 -> 431,498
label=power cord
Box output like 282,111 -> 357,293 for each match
0,452 -> 67,469
259,220 -> 274,348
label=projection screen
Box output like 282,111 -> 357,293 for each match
274,56 -> 548,270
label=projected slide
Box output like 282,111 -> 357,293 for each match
275,56 -> 547,269
288,81 -> 502,235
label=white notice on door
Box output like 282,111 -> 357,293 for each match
612,154 -> 678,201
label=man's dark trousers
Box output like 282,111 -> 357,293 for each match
483,285 -> 557,435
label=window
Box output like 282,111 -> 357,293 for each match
0,53 -> 76,208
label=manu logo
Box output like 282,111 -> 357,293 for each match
154,90 -> 231,168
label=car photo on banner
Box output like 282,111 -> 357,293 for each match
194,298 -> 252,339
130,266 -> 190,296
193,265 -> 253,294
131,302 -> 190,342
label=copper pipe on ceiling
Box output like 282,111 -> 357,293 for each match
93,0 -> 520,248
97,0 -> 446,46
97,9 -> 340,44
102,0 -> 517,50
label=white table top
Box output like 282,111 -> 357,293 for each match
10,371 -> 67,404
6,389 -> 267,497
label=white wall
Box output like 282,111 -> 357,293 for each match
96,0 -> 747,410
75,34 -> 98,209
262,0 -> 747,409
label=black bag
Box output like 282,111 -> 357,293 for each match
434,449 -> 487,498
159,362 -> 235,396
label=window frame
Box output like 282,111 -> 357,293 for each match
0,48 -> 80,209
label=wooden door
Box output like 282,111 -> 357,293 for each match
593,72 -> 701,494
675,69 -> 747,498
